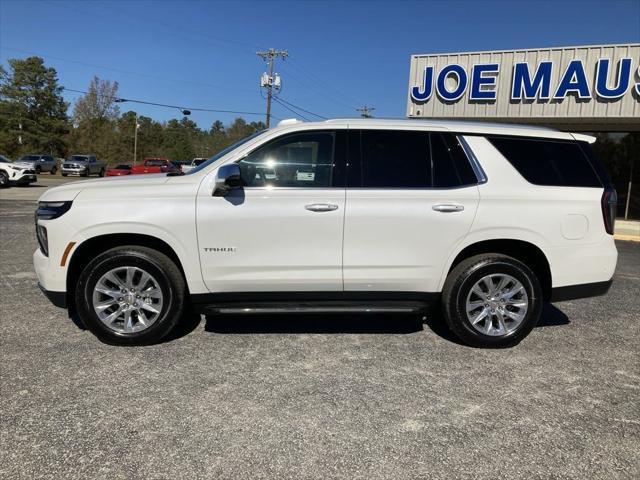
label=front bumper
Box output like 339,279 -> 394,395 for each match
38,283 -> 67,308
61,166 -> 88,176
12,174 -> 37,185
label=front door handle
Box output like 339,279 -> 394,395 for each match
305,203 -> 339,212
432,203 -> 464,213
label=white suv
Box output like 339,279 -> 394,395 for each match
33,119 -> 618,347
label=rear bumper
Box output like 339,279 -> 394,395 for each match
38,282 -> 67,308
550,278 -> 613,302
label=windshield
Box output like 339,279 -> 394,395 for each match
0,155 -> 10,163
114,164 -> 131,169
20,155 -> 40,161
186,130 -> 266,175
70,156 -> 89,162
146,159 -> 165,166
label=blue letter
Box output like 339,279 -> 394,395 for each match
554,60 -> 591,99
411,66 -> 434,102
596,58 -> 632,99
470,63 -> 499,100
511,61 -> 553,100
436,64 -> 467,101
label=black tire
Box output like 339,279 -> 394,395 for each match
99,168 -> 105,177
81,168 -> 89,177
50,166 -> 57,175
0,171 -> 9,188
75,246 -> 186,346
35,165 -> 41,174
442,254 -> 542,348
62,173 -> 68,177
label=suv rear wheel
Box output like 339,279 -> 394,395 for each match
75,246 -> 186,346
442,254 -> 542,348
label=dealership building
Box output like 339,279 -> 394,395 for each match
406,43 -> 639,219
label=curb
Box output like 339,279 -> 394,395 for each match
614,234 -> 640,242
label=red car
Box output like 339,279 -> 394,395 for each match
106,164 -> 132,176
130,157 -> 180,175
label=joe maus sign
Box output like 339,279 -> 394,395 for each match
407,44 -> 640,131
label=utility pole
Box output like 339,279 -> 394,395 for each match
257,48 -> 288,128
357,106 -> 375,118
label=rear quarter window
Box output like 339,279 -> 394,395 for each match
487,136 -> 602,188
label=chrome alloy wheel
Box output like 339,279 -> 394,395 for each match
465,274 -> 528,337
92,266 -> 164,334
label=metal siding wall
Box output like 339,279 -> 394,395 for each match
407,44 -> 640,128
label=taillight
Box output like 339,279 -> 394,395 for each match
601,188 -> 617,235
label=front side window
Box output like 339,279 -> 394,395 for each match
238,131 -> 337,188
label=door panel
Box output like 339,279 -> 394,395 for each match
343,129 -> 480,293
198,189 -> 345,292
196,129 -> 347,293
343,187 -> 479,292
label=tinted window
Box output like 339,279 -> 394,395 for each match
360,130 -> 430,188
488,136 -> 601,187
431,133 -> 478,188
238,131 -> 336,188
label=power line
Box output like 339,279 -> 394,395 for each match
275,96 -> 327,120
0,46 -> 249,93
63,88 -> 269,117
271,97 -> 311,122
285,58 -> 362,108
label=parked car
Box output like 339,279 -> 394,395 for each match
61,155 -> 106,177
106,164 -> 132,176
14,154 -> 57,174
130,157 -> 180,175
0,154 -> 37,187
34,118 -> 617,347
181,157 -> 209,174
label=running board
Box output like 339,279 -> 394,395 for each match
196,301 -> 429,315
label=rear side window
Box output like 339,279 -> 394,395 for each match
360,130 -> 430,188
352,130 -> 478,188
430,133 -> 478,188
488,136 -> 602,187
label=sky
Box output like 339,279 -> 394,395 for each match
1,0 -> 639,129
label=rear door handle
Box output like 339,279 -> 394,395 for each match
432,204 -> 464,213
305,203 -> 339,212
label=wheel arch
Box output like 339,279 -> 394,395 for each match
66,233 -> 190,308
445,239 -> 552,300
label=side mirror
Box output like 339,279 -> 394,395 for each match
213,164 -> 242,197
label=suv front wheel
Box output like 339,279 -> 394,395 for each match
442,254 -> 542,348
75,246 -> 185,346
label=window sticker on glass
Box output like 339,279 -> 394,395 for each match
296,171 -> 315,181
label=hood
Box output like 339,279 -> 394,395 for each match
3,163 -> 29,171
14,161 -> 35,167
38,173 -> 170,202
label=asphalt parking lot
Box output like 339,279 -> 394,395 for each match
1,178 -> 639,479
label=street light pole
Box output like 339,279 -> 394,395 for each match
133,112 -> 139,166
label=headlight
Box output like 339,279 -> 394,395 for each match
36,201 -> 73,220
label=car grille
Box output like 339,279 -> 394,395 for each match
24,169 -> 35,174
63,163 -> 80,168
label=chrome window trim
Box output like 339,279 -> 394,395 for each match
457,135 -> 488,184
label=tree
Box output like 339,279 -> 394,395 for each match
0,57 -> 69,157
72,76 -> 120,124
